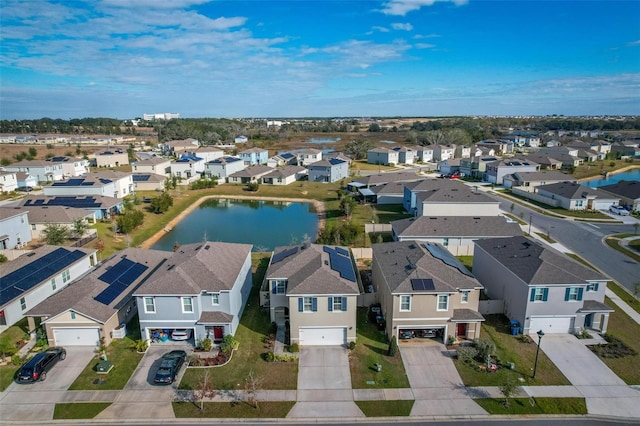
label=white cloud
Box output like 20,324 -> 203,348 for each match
414,43 -> 436,49
391,23 -> 414,31
380,0 -> 468,16
628,40 -> 640,46
370,26 -> 390,33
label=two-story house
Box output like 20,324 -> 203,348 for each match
0,171 -> 18,193
204,156 -> 246,182
260,244 -> 361,346
391,146 -> 416,164
485,158 -> 539,184
473,236 -> 613,334
170,155 -> 206,182
239,148 -> 269,166
367,147 -> 399,166
372,241 -> 485,343
432,145 -> 455,161
308,158 -> 349,183
132,157 -> 172,176
134,242 -> 253,344
3,160 -> 65,183
48,156 -> 89,178
95,150 -> 129,168
0,207 -> 32,249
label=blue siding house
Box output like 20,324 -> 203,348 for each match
0,207 -> 32,249
239,148 -> 269,166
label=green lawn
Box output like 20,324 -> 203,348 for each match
355,400 -> 414,417
172,401 -> 295,418
179,254 -> 298,391
0,366 -> 19,392
474,397 -> 587,415
589,297 -> 640,385
53,403 -> 112,419
605,237 -> 640,263
0,319 -> 31,391
456,256 -> 473,271
349,308 -> 410,389
607,281 -> 640,315
68,318 -> 143,390
454,314 -> 570,387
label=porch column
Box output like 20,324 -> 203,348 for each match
27,317 -> 36,333
600,313 -> 609,333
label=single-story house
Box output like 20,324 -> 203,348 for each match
20,195 -> 123,220
228,165 -> 273,184
535,182 -> 620,211
599,180 -> 640,212
132,173 -> 167,191
503,171 -> 577,192
18,205 -> 95,239
261,166 -> 307,186
95,150 -> 129,167
132,157 -> 172,176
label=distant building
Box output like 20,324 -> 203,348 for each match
143,113 -> 180,121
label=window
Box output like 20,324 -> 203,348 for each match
182,297 -> 194,313
329,296 -> 347,312
298,297 -> 317,312
271,280 -> 287,295
461,290 -> 469,303
144,297 -> 156,313
575,200 -> 583,207
530,287 -> 548,302
0,310 -> 6,326
31,224 -> 36,230
20,297 -> 26,311
62,270 -> 71,283
51,278 -> 56,291
586,283 -> 599,292
71,311 -> 76,319
400,295 -> 411,312
211,293 -> 220,305
565,287 -> 583,302
437,295 -> 448,311
442,237 -> 449,247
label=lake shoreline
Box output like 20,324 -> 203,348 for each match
578,165 -> 639,183
139,194 -> 325,249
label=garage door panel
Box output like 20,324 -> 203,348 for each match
299,327 -> 346,346
529,317 -> 573,334
53,328 -> 100,346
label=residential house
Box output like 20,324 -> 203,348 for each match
3,160 -> 65,183
503,171 -> 576,192
390,216 -> 522,255
25,248 -> 164,347
535,182 -> 620,211
348,171 -> 422,192
413,146 -> 434,163
17,205 -> 95,239
308,158 -> 349,183
296,149 -> 323,166
1,245 -> 97,333
600,181 -> 640,212
474,145 -> 496,157
503,133 -> 541,148
454,144 -> 471,159
132,157 -> 171,176
459,157 -> 498,180
432,145 -> 455,161
438,158 -> 461,175
0,171 -> 18,193
403,178 -> 464,213
135,242 -> 253,344
367,147 -> 399,166
132,173 -> 167,191
48,156 -> 89,178
234,135 -> 248,144
610,140 -> 640,158
44,171 -> 134,199
204,156 -> 246,181
391,146 -> 415,164
164,138 -> 199,155
368,182 -> 406,205
545,139 -> 562,148
262,166 -> 307,186
170,155 -> 206,182
566,140 -> 606,160
0,207 -> 32,249
228,165 -> 273,184
193,146 -> 225,163
485,158 -> 539,184
15,172 -> 38,189
372,241 -> 485,343
239,148 -> 269,166
260,244 -> 361,346
520,153 -> 563,170
267,153 -> 297,168
477,139 -> 514,155
20,195 -> 123,220
473,236 -> 613,334
95,150 -> 129,168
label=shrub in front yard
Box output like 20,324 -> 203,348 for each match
388,337 -> 398,356
457,346 -> 479,364
289,343 -> 299,353
590,334 -> 638,358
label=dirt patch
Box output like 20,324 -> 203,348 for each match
139,195 -> 325,249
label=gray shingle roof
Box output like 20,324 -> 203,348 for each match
417,186 -> 498,204
372,241 -> 482,294
351,171 -> 422,187
262,165 -> 307,179
580,300 -> 614,313
537,182 -> 618,200
23,205 -> 93,224
198,311 -> 234,323
266,244 -> 360,295
599,181 -> 640,200
391,216 -> 522,238
474,236 -> 607,284
229,165 -> 273,178
512,171 -> 576,183
452,309 -> 485,321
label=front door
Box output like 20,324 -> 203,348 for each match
584,314 -> 593,328
457,323 -> 467,338
213,326 -> 224,342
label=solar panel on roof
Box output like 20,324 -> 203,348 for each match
133,174 -> 151,182
323,246 -> 356,282
411,278 -> 435,291
94,282 -> 128,305
336,247 -> 349,256
423,243 -> 474,277
271,247 -> 298,264
98,258 -> 135,284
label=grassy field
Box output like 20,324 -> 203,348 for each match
589,297 -> 640,385
172,401 -> 295,418
179,253 -> 298,391
474,397 -> 587,415
0,319 -> 31,391
53,403 -> 112,419
604,237 -> 640,263
349,308 -> 410,389
68,320 -> 143,390
572,161 -> 637,180
355,400 -> 414,417
607,281 -> 640,314
454,315 -> 570,387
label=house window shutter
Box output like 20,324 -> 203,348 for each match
564,288 -> 570,301
543,288 -> 549,301
594,283 -> 599,292
342,297 -> 347,311
577,288 -> 584,301
328,297 -> 333,312
298,298 -> 303,312
530,288 -> 536,302
272,282 -> 277,294
312,297 -> 317,312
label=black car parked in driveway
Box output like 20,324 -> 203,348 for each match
16,347 -> 66,383
153,350 -> 187,385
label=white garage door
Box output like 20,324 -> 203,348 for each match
529,317 -> 573,334
53,327 -> 100,346
299,327 -> 346,346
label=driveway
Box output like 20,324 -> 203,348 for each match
537,334 -> 640,418
287,346 -> 364,418
124,344 -> 190,390
400,346 -> 487,416
0,346 -> 96,422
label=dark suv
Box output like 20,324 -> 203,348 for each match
16,347 -> 66,383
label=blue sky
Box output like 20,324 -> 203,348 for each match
1,0 -> 639,119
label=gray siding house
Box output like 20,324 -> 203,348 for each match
308,158 -> 349,183
473,236 -> 612,335
134,242 -> 253,344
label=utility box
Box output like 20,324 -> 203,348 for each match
374,363 -> 382,372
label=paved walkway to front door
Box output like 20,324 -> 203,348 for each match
287,346 -> 364,418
